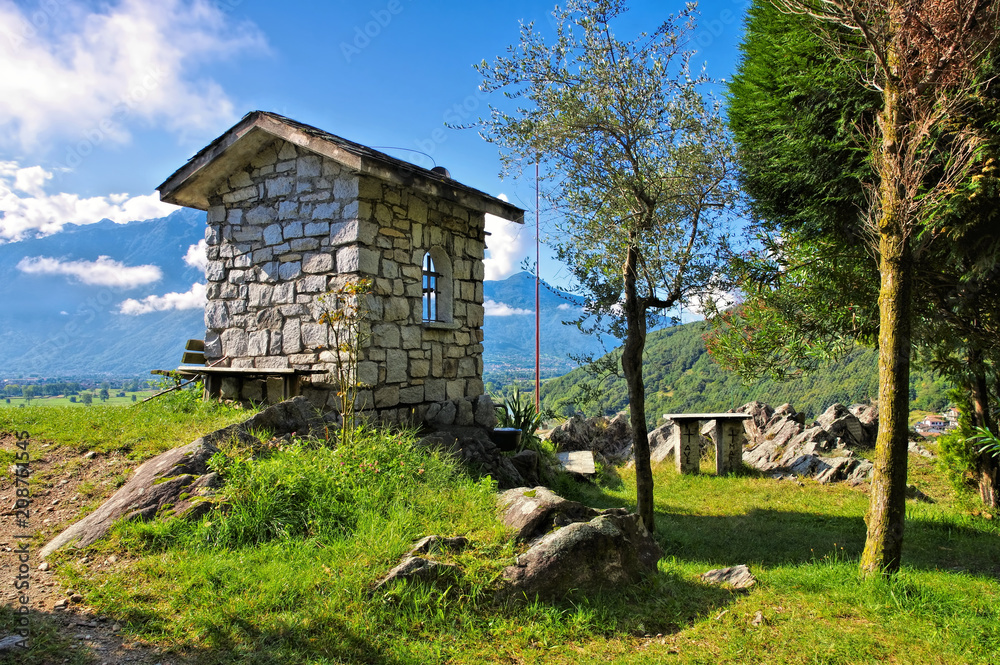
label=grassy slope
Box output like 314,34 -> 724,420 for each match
0,390 -> 252,459
540,321 -> 953,424
2,403 -> 997,664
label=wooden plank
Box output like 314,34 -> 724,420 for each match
556,451 -> 596,475
173,367 -> 326,376
181,351 -> 206,365
185,339 -> 206,352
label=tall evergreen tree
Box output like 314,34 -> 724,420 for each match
719,0 -> 1000,573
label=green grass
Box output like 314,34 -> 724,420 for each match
4,403 -> 999,664
0,388 -> 253,459
0,392 -> 157,408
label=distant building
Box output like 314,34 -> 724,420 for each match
918,415 -> 951,435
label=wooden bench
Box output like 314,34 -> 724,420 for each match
152,340 -> 326,403
662,413 -> 752,476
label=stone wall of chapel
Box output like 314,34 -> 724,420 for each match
202,138 -> 487,420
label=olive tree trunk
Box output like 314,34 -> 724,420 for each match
622,245 -> 654,532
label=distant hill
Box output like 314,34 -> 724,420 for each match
540,320 -> 953,425
0,209 -> 207,377
482,272 -> 611,385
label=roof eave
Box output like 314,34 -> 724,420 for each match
157,111 -> 525,223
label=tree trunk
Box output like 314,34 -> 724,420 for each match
622,244 -> 654,532
861,70 -> 913,577
970,351 -> 999,508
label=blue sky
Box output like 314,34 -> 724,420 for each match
0,0 -> 749,315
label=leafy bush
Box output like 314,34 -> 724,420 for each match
937,431 -> 978,495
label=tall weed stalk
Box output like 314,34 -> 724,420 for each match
318,278 -> 373,444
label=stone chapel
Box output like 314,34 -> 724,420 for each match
157,111 -> 524,424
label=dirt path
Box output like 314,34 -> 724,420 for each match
1,433 -> 184,664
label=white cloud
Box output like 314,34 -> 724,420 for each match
0,0 -> 266,150
183,239 -> 209,271
484,299 -> 532,317
119,282 -> 207,315
12,165 -> 50,196
557,303 -> 575,311
17,255 -> 162,287
0,161 -> 178,241
484,194 -> 533,281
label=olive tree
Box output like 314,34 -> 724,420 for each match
472,0 -> 736,531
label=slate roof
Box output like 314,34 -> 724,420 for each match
157,110 -> 524,223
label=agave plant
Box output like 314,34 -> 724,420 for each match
493,384 -> 543,440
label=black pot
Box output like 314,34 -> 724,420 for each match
490,428 -> 522,451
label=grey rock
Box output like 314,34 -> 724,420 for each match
648,421 -> 676,464
737,401 -> 875,485
548,412 -> 633,463
374,556 -> 461,592
428,400 -> 457,427
508,450 -> 541,487
501,511 -> 662,601
701,564 -> 756,590
0,635 -> 25,650
407,535 -> 469,557
735,401 -> 775,442
418,427 -> 526,489
473,394 -> 497,429
498,486 -> 618,542
816,403 -> 870,448
455,399 -> 474,427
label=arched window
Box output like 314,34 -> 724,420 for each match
422,248 -> 452,323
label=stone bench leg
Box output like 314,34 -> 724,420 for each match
673,420 -> 701,475
203,374 -> 222,401
716,420 -> 746,476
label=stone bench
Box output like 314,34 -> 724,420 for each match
662,413 -> 752,476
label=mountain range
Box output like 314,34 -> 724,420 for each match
539,320 -> 954,424
0,212 -> 604,380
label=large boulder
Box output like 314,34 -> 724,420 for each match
501,511 -> 662,600
648,421 -> 676,464
498,486 -> 608,541
736,401 -> 775,442
41,397 -> 322,558
736,401 -> 874,484
816,403 -> 870,449
547,413 -> 633,463
849,403 -> 879,445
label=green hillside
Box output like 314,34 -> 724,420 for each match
540,320 -> 953,424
